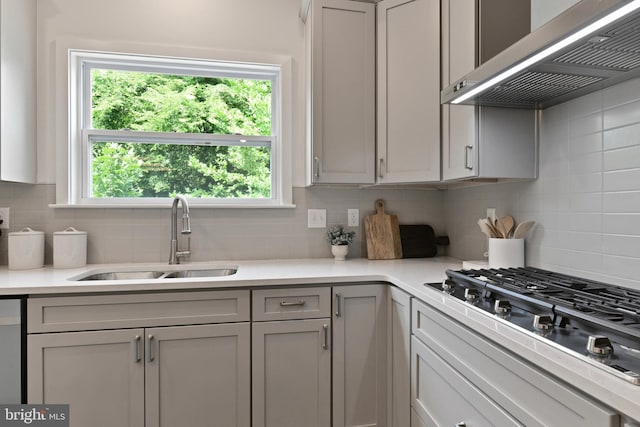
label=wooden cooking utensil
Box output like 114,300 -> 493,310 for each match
500,215 -> 515,238
513,220 -> 535,239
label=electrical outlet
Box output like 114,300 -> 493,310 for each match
348,209 -> 359,227
307,209 -> 327,228
0,208 -> 9,229
487,207 -> 496,222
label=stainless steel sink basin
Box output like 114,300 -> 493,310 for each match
80,271 -> 167,281
162,268 -> 237,279
74,267 -> 238,281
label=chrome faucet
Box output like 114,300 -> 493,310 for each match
169,195 -> 191,264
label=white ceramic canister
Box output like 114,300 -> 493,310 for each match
8,228 -> 45,270
53,227 -> 87,269
488,238 -> 525,268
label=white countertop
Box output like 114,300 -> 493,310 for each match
1,257 -> 639,422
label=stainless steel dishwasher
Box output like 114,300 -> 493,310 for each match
0,296 -> 25,403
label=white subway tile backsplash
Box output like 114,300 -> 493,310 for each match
569,132 -> 602,155
603,191 -> 640,213
603,169 -> 640,192
604,124 -> 640,150
569,112 -> 602,137
569,172 -> 602,194
603,99 -> 640,130
603,77 -> 640,109
568,151 -> 602,175
603,234 -> 640,258
603,146 -> 640,171
603,214 -> 640,236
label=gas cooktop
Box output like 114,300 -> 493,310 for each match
425,267 -> 640,385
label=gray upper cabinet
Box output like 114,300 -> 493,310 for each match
376,0 -> 440,183
304,0 -> 376,185
441,0 -> 538,182
0,0 -> 37,183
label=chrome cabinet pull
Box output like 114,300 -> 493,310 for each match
455,422 -> 467,427
464,145 -> 473,170
378,158 -> 384,178
335,292 -> 342,317
147,334 -> 155,362
314,156 -> 320,179
280,299 -> 306,307
322,324 -> 329,350
133,335 -> 141,363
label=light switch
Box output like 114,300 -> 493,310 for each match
308,209 -> 327,228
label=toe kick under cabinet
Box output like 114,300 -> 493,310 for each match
410,298 -> 620,427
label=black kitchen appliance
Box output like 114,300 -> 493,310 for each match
425,267 -> 640,385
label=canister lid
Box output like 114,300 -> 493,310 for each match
54,227 -> 87,236
8,227 -> 44,237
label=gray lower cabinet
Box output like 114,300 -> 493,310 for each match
27,291 -> 251,427
333,284 -> 387,427
252,319 -> 331,427
411,298 -> 620,427
251,286 -> 332,427
388,287 -> 411,427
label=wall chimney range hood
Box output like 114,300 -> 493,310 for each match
441,0 -> 640,109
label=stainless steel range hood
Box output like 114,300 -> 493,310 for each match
441,0 -> 640,109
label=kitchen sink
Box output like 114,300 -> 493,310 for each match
73,266 -> 238,281
162,268 -> 237,279
80,271 -> 167,281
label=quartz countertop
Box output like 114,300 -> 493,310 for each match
1,256 -> 638,422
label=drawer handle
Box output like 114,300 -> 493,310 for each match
133,335 -> 141,363
455,422 -> 467,427
147,334 -> 155,363
280,299 -> 306,307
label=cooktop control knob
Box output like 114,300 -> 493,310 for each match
533,315 -> 554,331
464,288 -> 480,303
441,280 -> 456,294
587,335 -> 613,356
494,300 -> 512,315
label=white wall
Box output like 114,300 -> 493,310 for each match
36,0 -> 308,186
445,77 -> 640,290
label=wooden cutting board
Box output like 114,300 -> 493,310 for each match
364,199 -> 403,260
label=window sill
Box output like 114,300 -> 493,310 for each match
49,203 -> 297,209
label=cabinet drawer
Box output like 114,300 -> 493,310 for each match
411,298 -> 619,427
252,287 -> 331,321
28,290 -> 250,333
411,335 -> 520,427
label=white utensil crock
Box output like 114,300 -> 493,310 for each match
8,228 -> 45,270
54,227 -> 87,269
488,238 -> 524,268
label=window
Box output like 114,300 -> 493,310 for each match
67,49 -> 290,207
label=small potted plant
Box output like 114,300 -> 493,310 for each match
327,225 -> 355,261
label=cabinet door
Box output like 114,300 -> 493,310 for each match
333,285 -> 387,427
388,287 -> 411,427
252,319 -> 331,427
377,0 -> 440,183
145,323 -> 250,427
308,0 -> 375,184
0,0 -> 37,183
441,0 -> 478,180
28,329 -> 145,427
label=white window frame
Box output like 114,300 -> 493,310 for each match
59,41 -> 293,208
